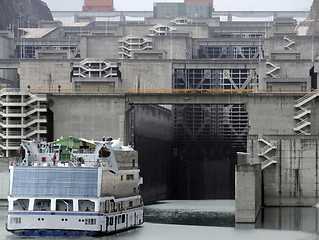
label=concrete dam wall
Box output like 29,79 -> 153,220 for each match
248,135 -> 319,207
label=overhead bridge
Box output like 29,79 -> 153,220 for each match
40,88 -> 312,144
37,88 -> 308,105
124,92 -> 304,105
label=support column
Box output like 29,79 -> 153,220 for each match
235,163 -> 262,223
124,101 -> 134,146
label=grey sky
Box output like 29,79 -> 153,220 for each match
42,0 -> 313,12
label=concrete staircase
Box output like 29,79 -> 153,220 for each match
258,137 -> 277,170
294,90 -> 319,135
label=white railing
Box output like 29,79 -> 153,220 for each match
261,157 -> 277,170
259,144 -> 276,155
296,90 -> 318,106
294,106 -> 310,118
294,118 -> 310,129
297,129 -> 311,136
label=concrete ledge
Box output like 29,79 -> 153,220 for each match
0,200 -> 8,207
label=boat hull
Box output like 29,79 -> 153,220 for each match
7,207 -> 144,237
9,226 -> 142,237
9,229 -> 99,237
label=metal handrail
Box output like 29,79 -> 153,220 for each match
1,131 -> 22,136
295,118 -> 310,128
297,90 -> 318,105
260,144 -> 276,155
5,109 -> 22,114
297,129 -> 311,135
258,136 -> 272,146
295,106 -> 310,117
28,88 -> 316,94
261,157 -> 277,170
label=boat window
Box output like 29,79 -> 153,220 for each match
122,214 -> 125,223
33,199 -> 51,211
79,200 -> 95,212
105,201 -> 110,212
126,174 -> 134,180
110,217 -> 113,225
13,199 -> 29,210
100,202 -> 105,213
118,215 -> 121,224
10,217 -> 21,224
85,218 -> 96,225
56,199 -> 73,211
110,200 -> 115,212
115,216 -> 117,225
106,217 -> 109,226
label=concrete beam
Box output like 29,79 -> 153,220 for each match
125,92 -> 305,105
45,92 -> 306,105
212,11 -> 309,19
0,59 -> 19,69
126,92 -> 248,105
52,10 -> 309,20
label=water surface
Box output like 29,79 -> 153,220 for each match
1,200 -> 319,240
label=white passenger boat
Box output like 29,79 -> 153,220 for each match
6,137 -> 144,237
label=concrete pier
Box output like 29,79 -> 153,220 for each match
235,163 -> 262,223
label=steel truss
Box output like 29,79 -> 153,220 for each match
173,68 -> 258,162
198,45 -> 262,59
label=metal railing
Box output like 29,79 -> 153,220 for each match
3,109 -> 22,114
28,88 -> 315,94
259,144 -> 276,155
294,118 -> 310,129
294,106 -> 310,118
261,157 -> 277,170
296,90 -> 318,105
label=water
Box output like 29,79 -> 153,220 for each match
1,200 -> 319,240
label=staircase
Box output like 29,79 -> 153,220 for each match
284,36 -> 295,50
266,61 -> 280,78
258,137 -> 277,170
261,157 -> 277,170
293,90 -> 319,135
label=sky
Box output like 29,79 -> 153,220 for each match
42,0 -> 314,12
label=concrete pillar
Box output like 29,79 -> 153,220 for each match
0,171 -> 9,200
80,37 -> 88,59
120,13 -> 126,22
235,163 -> 262,223
124,103 -> 134,146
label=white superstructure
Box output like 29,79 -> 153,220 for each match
7,138 -> 143,237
